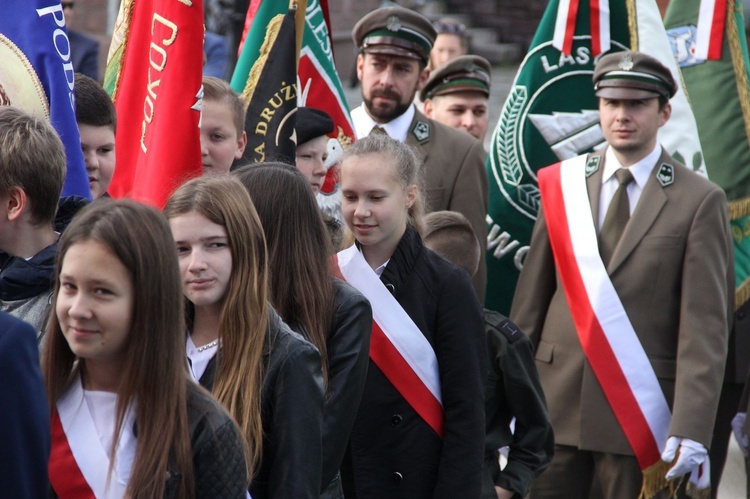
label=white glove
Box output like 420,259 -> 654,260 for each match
661,436 -> 708,480
732,412 -> 749,457
690,457 -> 710,491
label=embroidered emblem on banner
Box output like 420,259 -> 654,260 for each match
413,121 -> 430,142
585,156 -> 600,177
656,163 -> 674,186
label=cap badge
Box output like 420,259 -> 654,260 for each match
656,163 -> 674,186
387,16 -> 402,32
585,156 -> 601,177
413,121 -> 430,142
618,53 -> 634,71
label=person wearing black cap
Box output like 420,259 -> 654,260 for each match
422,55 -> 491,141
350,5 -> 489,302
295,107 -> 345,250
511,50 -> 732,498
295,107 -> 334,195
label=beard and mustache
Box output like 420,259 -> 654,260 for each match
363,86 -> 416,123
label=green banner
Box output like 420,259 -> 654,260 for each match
665,0 -> 750,305
484,0 -> 631,314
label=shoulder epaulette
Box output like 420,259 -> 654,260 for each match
497,318 -> 524,344
486,309 -> 525,344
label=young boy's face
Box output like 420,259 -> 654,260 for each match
79,123 -> 115,198
200,98 -> 246,175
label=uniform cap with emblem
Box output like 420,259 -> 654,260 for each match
295,107 -> 334,146
352,6 -> 437,65
593,50 -> 677,100
419,55 -> 492,102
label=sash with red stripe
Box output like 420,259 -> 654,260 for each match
331,244 -> 445,437
49,410 -> 96,499
553,0 -> 610,56
48,376 -> 130,498
537,156 -> 671,470
695,0 -> 728,60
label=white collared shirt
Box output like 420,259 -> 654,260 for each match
351,103 -> 416,142
186,335 -> 219,382
597,144 -> 662,230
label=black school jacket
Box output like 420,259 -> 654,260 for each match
341,226 -> 487,499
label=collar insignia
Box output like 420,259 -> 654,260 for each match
656,163 -> 674,186
387,16 -> 402,32
618,53 -> 634,71
585,156 -> 600,177
413,121 -> 430,142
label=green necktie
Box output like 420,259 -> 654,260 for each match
599,168 -> 634,266
369,126 -> 388,137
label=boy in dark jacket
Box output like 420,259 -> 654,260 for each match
423,210 -> 554,498
0,106 -> 87,340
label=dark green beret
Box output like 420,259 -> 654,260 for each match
352,6 -> 436,64
420,55 -> 491,101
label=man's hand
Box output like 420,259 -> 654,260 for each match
732,412 -> 748,457
661,436 -> 707,480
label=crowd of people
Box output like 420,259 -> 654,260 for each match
3,2 -> 750,499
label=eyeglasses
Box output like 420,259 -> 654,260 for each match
433,21 -> 466,35
62,1 -> 75,10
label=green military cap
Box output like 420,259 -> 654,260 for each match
420,55 -> 492,101
593,50 -> 677,100
352,6 -> 437,65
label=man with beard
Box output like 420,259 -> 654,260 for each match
350,5 -> 489,302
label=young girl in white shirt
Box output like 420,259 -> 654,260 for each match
43,199 -> 249,498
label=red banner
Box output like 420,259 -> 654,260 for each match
107,0 -> 204,207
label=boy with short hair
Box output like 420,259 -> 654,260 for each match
200,76 -> 247,175
0,106 -> 76,338
423,210 -> 554,499
74,73 -> 116,198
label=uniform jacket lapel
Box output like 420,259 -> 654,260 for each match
607,149 -> 670,273
586,151 -> 605,225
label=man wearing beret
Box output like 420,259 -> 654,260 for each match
511,50 -> 732,498
422,55 -> 492,142
349,5 -> 489,302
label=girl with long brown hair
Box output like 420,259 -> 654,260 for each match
164,175 -> 325,499
43,199 -> 248,498
234,163 -> 372,498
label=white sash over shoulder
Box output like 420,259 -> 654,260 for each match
332,244 -> 445,436
54,375 -> 133,498
538,156 -> 671,469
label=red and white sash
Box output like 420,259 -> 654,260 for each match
538,156 -> 671,470
695,0 -> 727,60
49,376 -> 131,498
553,0 -> 611,56
331,244 -> 444,437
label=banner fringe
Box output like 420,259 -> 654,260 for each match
686,482 -> 712,499
104,0 -> 136,100
736,277 -> 750,309
241,13 -> 285,110
729,196 -> 750,219
627,0 -> 638,49
638,460 -> 678,499
728,0 -> 750,148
